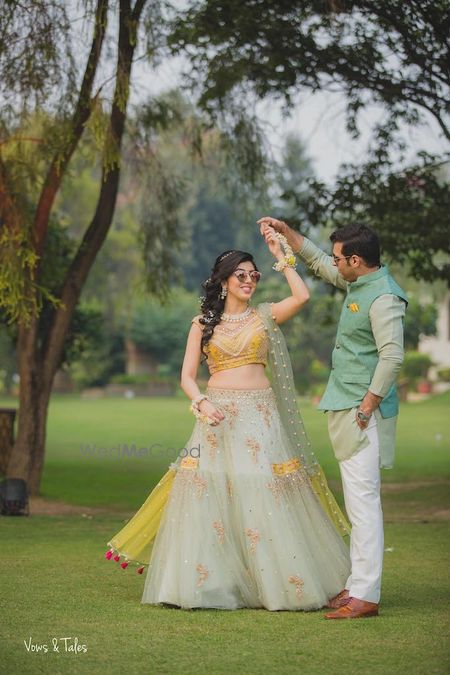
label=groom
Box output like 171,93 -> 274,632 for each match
259,218 -> 407,619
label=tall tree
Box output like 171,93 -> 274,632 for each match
0,6 -> 268,493
0,0 -> 159,492
169,0 -> 450,281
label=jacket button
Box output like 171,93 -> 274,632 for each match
336,344 -> 340,349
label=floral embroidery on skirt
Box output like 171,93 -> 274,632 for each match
141,387 -> 350,611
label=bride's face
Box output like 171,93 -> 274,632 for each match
224,260 -> 260,303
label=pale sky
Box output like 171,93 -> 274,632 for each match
130,54 -> 447,184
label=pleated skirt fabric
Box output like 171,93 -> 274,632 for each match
141,387 -> 350,610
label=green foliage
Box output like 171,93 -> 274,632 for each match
0,116 -> 63,323
0,228 -> 40,324
401,351 -> 433,380
0,325 -> 16,393
309,358 -> 330,384
0,1 -> 75,115
255,273 -> 340,393
128,90 -> 270,297
274,134 -> 314,227
299,154 -> 450,283
169,1 -> 450,284
403,297 -> 438,349
0,220 -> 108,371
170,1 -> 449,142
128,288 -> 200,373
62,303 -> 105,366
437,368 -> 450,383
68,329 -> 125,390
8,92 -> 276,383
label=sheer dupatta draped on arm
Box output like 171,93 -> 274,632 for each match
255,302 -> 349,537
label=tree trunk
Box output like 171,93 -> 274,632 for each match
6,320 -> 52,494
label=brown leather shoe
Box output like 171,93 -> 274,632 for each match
324,597 -> 379,619
326,589 -> 350,609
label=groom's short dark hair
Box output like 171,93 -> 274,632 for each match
330,223 -> 380,267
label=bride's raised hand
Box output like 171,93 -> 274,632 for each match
263,225 -> 283,260
258,216 -> 288,237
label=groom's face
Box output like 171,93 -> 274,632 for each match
331,243 -> 359,282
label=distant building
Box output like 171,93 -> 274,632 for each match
419,291 -> 450,370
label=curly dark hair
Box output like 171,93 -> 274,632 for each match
199,249 -> 258,361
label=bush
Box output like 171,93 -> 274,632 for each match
310,359 -> 329,384
437,367 -> 450,382
401,351 -> 433,380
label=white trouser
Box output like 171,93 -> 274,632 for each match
339,415 -> 383,604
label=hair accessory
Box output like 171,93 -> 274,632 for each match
218,251 -> 235,262
202,309 -> 216,324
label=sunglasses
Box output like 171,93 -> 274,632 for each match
332,254 -> 354,264
233,268 -> 262,284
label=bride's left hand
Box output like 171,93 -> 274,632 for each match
263,225 -> 283,260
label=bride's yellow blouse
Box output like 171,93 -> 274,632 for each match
192,308 -> 270,388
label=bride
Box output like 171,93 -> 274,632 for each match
105,226 -> 350,610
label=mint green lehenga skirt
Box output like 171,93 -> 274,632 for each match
139,387 -> 350,611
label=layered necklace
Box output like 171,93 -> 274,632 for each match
220,306 -> 252,323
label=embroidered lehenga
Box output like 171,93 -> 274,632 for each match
105,303 -> 350,610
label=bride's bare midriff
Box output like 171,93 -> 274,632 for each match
208,363 -> 270,390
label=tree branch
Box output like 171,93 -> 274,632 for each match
133,0 -> 147,21
40,0 -> 146,382
33,0 -> 109,259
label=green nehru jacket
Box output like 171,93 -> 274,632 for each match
298,237 -> 408,468
319,265 -> 408,417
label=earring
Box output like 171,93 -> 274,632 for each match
219,286 -> 227,299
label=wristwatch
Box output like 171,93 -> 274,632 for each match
357,409 -> 371,423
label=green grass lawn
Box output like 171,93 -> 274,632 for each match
1,390 -> 448,510
0,392 -> 449,674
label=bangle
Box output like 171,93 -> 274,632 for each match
192,394 -> 207,411
273,257 -> 296,272
190,404 -> 214,425
190,396 -> 214,425
272,233 -> 297,272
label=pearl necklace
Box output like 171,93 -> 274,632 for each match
221,306 -> 252,322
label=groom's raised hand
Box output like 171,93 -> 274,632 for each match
257,217 -> 304,254
257,216 -> 287,237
